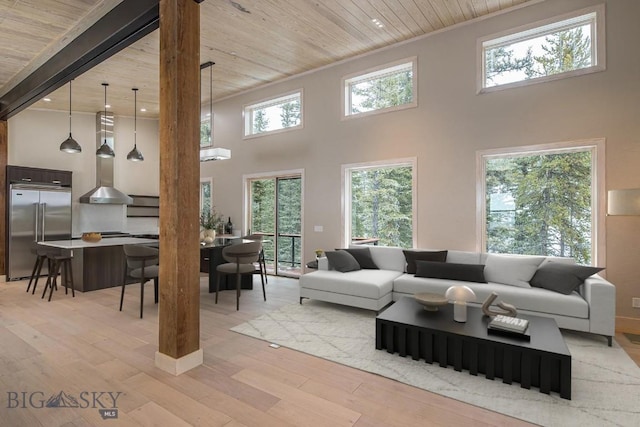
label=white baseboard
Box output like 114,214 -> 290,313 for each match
155,348 -> 203,375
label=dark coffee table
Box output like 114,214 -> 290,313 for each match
376,296 -> 572,399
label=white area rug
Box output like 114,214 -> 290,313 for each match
231,300 -> 640,427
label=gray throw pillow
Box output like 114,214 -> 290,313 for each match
415,260 -> 486,283
325,250 -> 361,272
337,248 -> 378,269
403,250 -> 448,274
530,263 -> 604,295
484,254 -> 546,288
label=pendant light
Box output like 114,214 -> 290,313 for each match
127,88 -> 144,161
200,61 -> 231,161
59,80 -> 82,153
96,83 -> 115,158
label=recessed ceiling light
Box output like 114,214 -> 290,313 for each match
105,104 -> 111,108
140,108 -> 147,112
371,18 -> 384,28
43,97 -> 51,102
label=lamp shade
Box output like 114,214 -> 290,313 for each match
60,134 -> 82,153
445,285 -> 476,303
200,147 -> 231,162
127,146 -> 144,161
96,141 -> 115,158
608,189 -> 640,215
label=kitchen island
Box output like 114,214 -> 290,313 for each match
39,237 -> 158,292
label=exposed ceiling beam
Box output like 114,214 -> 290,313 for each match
0,0 -> 160,120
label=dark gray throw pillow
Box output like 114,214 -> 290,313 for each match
325,250 -> 361,272
415,260 -> 486,283
530,263 -> 604,295
403,250 -> 448,274
336,248 -> 378,269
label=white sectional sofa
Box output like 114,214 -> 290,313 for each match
299,246 -> 616,345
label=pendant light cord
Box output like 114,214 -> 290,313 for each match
133,88 -> 137,148
209,64 -> 213,146
103,84 -> 107,144
68,80 -> 72,136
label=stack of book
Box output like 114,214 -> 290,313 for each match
488,315 -> 530,340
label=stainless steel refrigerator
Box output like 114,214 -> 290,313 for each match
7,184 -> 72,280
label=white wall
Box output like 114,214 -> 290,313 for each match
8,109 -> 159,235
200,0 -> 640,320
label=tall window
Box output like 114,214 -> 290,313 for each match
479,141 -> 604,265
480,5 -> 604,91
200,178 -> 212,216
244,90 -> 302,137
343,58 -> 417,118
343,159 -> 416,248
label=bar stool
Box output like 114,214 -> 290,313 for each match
27,249 -> 49,294
41,254 -> 75,302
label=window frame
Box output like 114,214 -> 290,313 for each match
341,157 -> 417,248
477,4 -> 606,93
243,89 -> 303,139
476,138 -> 606,267
341,57 -> 418,120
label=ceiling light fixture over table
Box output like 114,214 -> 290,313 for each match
200,61 -> 231,162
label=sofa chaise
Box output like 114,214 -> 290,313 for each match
299,246 -> 616,345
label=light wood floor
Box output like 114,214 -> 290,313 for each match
0,275 -> 636,427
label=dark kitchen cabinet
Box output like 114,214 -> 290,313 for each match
7,165 -> 72,187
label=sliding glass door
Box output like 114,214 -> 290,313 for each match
247,172 -> 302,277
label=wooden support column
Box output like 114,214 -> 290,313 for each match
155,0 -> 202,375
0,120 -> 6,279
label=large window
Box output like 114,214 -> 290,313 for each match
243,90 -> 302,138
480,5 -> 604,91
343,159 -> 416,248
478,140 -> 605,265
343,58 -> 417,118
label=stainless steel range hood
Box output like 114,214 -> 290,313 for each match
79,112 -> 133,204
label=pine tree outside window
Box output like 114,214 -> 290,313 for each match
343,58 -> 417,118
479,5 -> 605,92
343,158 -> 416,248
478,140 -> 605,266
244,90 -> 303,138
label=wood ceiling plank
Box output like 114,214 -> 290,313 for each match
350,0 -> 408,42
448,0 -> 475,21
395,0 -> 436,33
381,0 -> 426,37
426,0 -> 456,27
414,1 -> 446,30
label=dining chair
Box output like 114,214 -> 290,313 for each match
242,233 -> 268,284
121,245 -> 159,318
216,240 -> 265,310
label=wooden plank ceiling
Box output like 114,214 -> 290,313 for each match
0,0 -> 532,119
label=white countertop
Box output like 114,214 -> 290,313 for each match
39,237 -> 159,250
